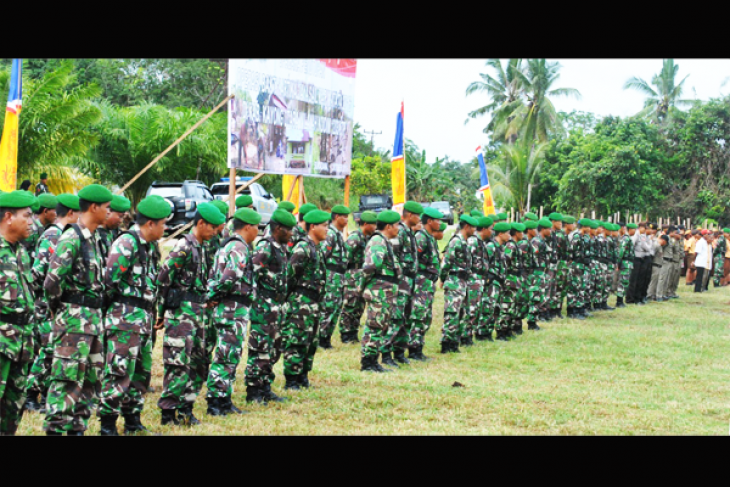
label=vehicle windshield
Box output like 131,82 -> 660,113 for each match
211,184 -> 250,196
431,202 -> 449,210
149,186 -> 183,198
185,185 -> 213,200
361,195 -> 387,206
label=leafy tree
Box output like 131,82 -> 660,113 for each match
488,138 -> 548,212
465,59 -> 526,139
623,59 -> 694,124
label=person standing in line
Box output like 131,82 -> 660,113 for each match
693,230 -> 711,293
462,213 -> 489,346
318,205 -> 350,350
656,226 -> 676,302
648,235 -> 668,300
98,195 -> 131,264
712,228 -> 727,287
615,223 -> 637,308
627,223 -> 650,304
34,173 -> 50,197
685,230 -> 697,285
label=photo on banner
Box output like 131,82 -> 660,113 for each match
227,59 -> 356,179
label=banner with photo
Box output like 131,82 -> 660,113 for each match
227,59 -> 356,178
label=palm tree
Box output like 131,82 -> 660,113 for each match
487,138 -> 548,212
465,59 -> 526,139
623,59 -> 694,124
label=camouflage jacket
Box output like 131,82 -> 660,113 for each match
208,234 -> 254,320
287,236 -> 326,295
415,229 -> 440,281
31,224 -> 63,294
321,224 -> 347,273
21,216 -> 44,261
0,235 -> 35,362
97,226 -> 119,265
531,234 -> 550,271
253,235 -> 288,300
220,218 -> 234,242
554,229 -> 569,262
485,240 -> 505,281
345,229 -> 369,270
204,233 -> 223,273
362,232 -> 401,289
156,232 -> 208,314
569,232 -> 588,265
467,234 -> 487,277
395,222 -> 418,278
595,235 -> 608,263
516,236 -> 534,273
288,224 -> 308,254
618,234 -> 635,268
440,233 -> 471,282
503,240 -> 521,287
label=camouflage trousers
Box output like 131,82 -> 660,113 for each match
158,302 -> 207,411
204,309 -> 216,385
340,270 -> 365,336
99,328 -> 144,416
408,274 -> 437,349
714,255 -> 725,286
246,299 -> 284,388
523,271 -> 544,322
604,264 -> 615,301
462,277 -> 484,340
551,261 -> 568,309
207,318 -> 247,399
381,276 -> 413,354
318,270 -> 345,341
616,262 -> 633,298
441,275 -> 468,344
283,293 -> 321,376
497,276 -> 522,330
0,339 -> 32,435
567,263 -> 587,308
361,282 -> 396,358
26,318 -> 54,396
476,280 -> 500,337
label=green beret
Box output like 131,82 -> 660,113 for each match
439,222 -> 447,232
38,193 -> 58,209
470,209 -> 484,218
197,202 -> 225,226
493,222 -> 511,233
589,220 -> 599,230
78,184 -> 113,204
496,212 -> 508,220
304,210 -> 331,224
423,207 -> 444,220
298,203 -> 317,216
523,212 -> 538,221
598,221 -> 608,228
723,227 -> 730,234
234,208 -> 262,226
404,201 -> 424,215
562,216 -> 576,224
459,214 -> 478,227
511,222 -> 526,232
523,220 -> 538,230
360,211 -> 377,223
210,200 -> 230,217
0,190 -> 36,209
57,193 -> 80,211
40,173 -> 48,180
578,218 -> 591,226
236,194 -> 253,208
537,218 -> 552,228
271,209 -> 297,228
110,194 -> 131,213
137,195 -> 172,220
478,216 -> 493,228
548,212 -> 563,221
377,210 -> 401,225
626,223 -> 638,229
278,201 -> 296,213
331,204 -> 351,215
29,192 -> 40,212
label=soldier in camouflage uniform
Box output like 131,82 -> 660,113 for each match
282,210 -> 328,384
98,195 -> 130,263
0,191 -> 37,435
98,195 -> 169,435
479,220 -> 507,341
360,210 -> 401,371
156,203 -> 222,427
473,216 -> 495,341
462,214 -> 490,346
531,218 -> 553,321
498,223 -> 526,338
566,219 -> 589,319
262,200 -> 295,240
439,215 -> 476,353
247,210 -> 294,399
220,194 -> 254,242
408,207 -> 443,357
340,211 -> 377,344
318,205 -> 350,349
288,203 -> 317,254
43,184 -> 113,435
206,208 -> 262,415
546,213 -> 566,319
520,219 -> 541,330
713,228 -> 727,288
25,194 -> 78,413
21,194 -> 44,265
615,223 -> 636,308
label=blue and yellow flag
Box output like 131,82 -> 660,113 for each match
391,102 -> 405,212
0,59 -> 22,192
476,146 -> 495,216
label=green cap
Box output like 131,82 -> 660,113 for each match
523,212 -> 538,221
304,209 -> 331,224
40,173 -> 48,180
598,221 -> 608,228
271,209 -> 297,228
459,214 -> 478,227
331,204 -> 351,215
578,218 -> 591,226
236,194 -> 254,208
404,201 -> 424,215
38,193 -> 58,209
137,195 -> 172,220
110,194 -> 131,213
439,222 -> 447,232
278,201 -> 296,213
511,222 -> 526,232
78,184 -> 113,204
360,211 -> 377,223
234,208 -> 262,226
723,227 -> 730,234
57,193 -> 80,211
523,220 -> 538,230
493,222 -> 511,233
589,220 -> 599,230
28,192 -> 40,212
563,216 -> 576,224
423,207 -> 444,220
0,190 -> 36,208
377,210 -> 401,224
548,212 -> 563,221
477,216 -> 493,228
496,212 -> 508,221
197,202 -> 225,226
537,218 -> 552,228
470,209 -> 484,218
298,203 -> 317,216
210,200 -> 229,217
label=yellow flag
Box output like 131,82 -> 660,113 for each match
282,174 -> 300,214
0,59 -> 22,192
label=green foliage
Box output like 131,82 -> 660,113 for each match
488,139 -> 548,212
623,59 -> 695,124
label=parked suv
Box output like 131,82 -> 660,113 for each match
429,201 -> 453,225
145,180 -> 213,233
353,193 -> 393,222
209,177 -> 277,225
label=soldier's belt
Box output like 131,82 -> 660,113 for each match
221,294 -> 253,306
60,292 -> 103,309
448,270 -> 469,280
652,263 -> 662,268
293,286 -> 321,301
346,263 -> 361,271
182,291 -> 207,304
417,270 -> 439,282
487,273 -> 504,284
117,295 -> 156,312
374,274 -> 399,285
663,258 -> 673,262
0,312 -> 31,326
403,269 -> 417,279
326,263 -> 347,274
258,287 -> 285,303
507,271 -> 522,277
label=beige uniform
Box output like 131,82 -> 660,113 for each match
647,238 -> 663,299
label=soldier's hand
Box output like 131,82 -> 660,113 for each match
438,281 -> 443,290
154,318 -> 164,330
206,301 -> 219,309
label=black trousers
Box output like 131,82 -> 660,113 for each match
626,257 -> 643,302
694,267 -> 705,292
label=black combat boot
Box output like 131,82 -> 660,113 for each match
574,307 -> 586,320
220,397 -> 246,415
582,306 -> 592,317
409,345 -> 430,361
496,329 -> 509,341
318,336 -> 333,350
99,414 -> 119,436
246,385 -> 266,403
160,409 -> 180,426
24,391 -> 41,412
556,306 -> 564,319
262,383 -> 288,402
464,335 -> 474,347
300,371 -> 312,388
615,296 -> 625,308
513,321 -> 523,335
66,431 -> 84,436
206,397 -> 226,416
602,301 -> 615,311
566,306 -> 574,318
284,374 -> 302,390
381,351 -> 400,368
123,412 -> 152,434
178,404 -> 201,426
440,341 -> 451,354
360,356 -> 375,372
340,331 -> 354,344
374,355 -> 392,372
452,341 -> 461,353
393,348 -> 410,365
38,393 -> 47,414
527,321 -> 541,331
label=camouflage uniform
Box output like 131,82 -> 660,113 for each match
498,239 -> 523,333
0,235 -> 35,434
440,233 -> 471,346
593,234 -> 609,306
713,235 -> 726,287
247,235 -> 287,388
340,229 -> 370,339
545,232 -> 558,313
318,224 -> 347,345
567,231 -> 588,311
99,225 -> 159,417
382,223 -> 417,356
409,229 -> 440,350
616,234 -> 634,298
607,235 -> 618,299
462,233 -> 487,344
21,216 -> 43,264
206,234 -> 253,399
360,232 -> 400,359
515,235 -> 535,323
283,236 -> 326,378
529,234 -> 550,320
552,229 -> 569,313
478,239 -> 504,338
288,224 -> 308,253
43,221 -> 106,434
203,234 -> 223,375
156,232 -> 209,413
97,226 -> 119,264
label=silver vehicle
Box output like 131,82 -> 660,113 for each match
209,177 -> 277,225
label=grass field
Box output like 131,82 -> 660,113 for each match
17,277 -> 730,435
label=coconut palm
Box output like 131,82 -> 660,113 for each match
623,59 -> 694,124
487,138 -> 548,212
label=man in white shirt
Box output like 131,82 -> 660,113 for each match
693,231 -> 712,293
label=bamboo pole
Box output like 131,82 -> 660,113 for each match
228,168 -> 236,217
591,210 -> 595,219
526,183 -> 532,213
343,175 -> 350,238
539,206 -> 543,219
117,94 -> 234,195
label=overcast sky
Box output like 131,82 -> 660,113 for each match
353,59 -> 730,163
